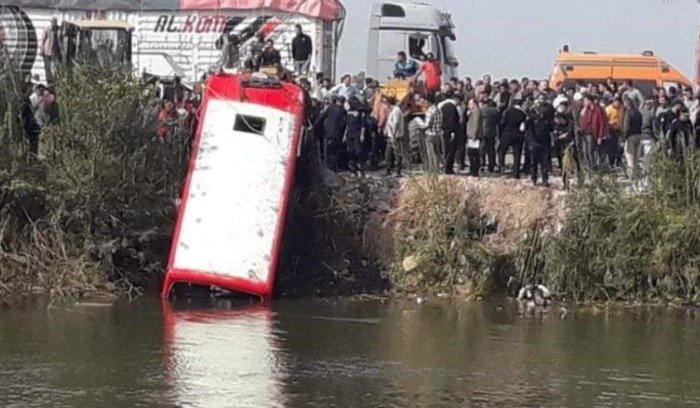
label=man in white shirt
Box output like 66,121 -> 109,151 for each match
331,74 -> 357,100
414,93 -> 443,173
384,96 -> 405,176
29,84 -> 46,111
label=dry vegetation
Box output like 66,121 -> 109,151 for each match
382,151 -> 700,304
0,65 -> 188,306
2,61 -> 699,306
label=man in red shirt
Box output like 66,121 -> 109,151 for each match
579,94 -> 609,170
414,52 -> 442,95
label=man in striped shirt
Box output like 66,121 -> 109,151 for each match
416,93 -> 443,173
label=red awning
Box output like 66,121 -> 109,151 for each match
180,0 -> 345,21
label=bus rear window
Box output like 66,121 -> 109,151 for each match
234,115 -> 266,134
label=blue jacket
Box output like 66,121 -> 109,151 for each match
393,59 -> 419,78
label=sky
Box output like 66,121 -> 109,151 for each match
336,0 -> 698,80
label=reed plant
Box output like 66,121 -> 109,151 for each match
0,65 -> 189,305
388,175 -> 501,295
546,150 -> 700,303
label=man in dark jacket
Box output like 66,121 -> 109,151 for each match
315,95 -> 347,171
480,99 -> 499,172
622,97 -> 644,179
527,103 -> 553,186
439,92 -> 461,174
667,109 -> 694,162
20,83 -> 41,158
257,40 -> 282,70
499,98 -> 528,178
345,96 -> 367,176
291,25 -> 313,76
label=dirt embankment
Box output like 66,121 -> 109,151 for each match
279,169 -> 571,298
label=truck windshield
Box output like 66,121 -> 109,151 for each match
77,29 -> 129,68
408,33 -> 441,62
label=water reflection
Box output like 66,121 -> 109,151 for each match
162,300 -> 288,408
1,299 -> 699,407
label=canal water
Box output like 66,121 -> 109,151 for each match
1,298 -> 699,408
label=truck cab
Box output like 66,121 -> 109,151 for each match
366,2 -> 459,82
60,20 -> 133,69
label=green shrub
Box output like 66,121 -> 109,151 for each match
546,151 -> 700,304
0,66 -> 189,305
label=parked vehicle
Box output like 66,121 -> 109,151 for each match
549,46 -> 693,97
1,1 -> 345,84
366,1 -> 459,83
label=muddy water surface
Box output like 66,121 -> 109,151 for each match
1,298 -> 699,407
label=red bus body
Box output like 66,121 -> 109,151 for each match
162,73 -> 305,300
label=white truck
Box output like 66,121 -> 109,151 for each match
3,1 -> 458,86
0,2 -> 345,84
366,1 -> 459,82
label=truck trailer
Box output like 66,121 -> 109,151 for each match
0,0 -> 345,84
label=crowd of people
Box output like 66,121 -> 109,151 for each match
17,24 -> 700,189
305,52 -> 700,187
17,71 -> 197,160
18,76 -> 59,157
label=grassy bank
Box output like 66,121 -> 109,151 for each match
545,153 -> 700,304
0,67 -> 188,305
385,153 -> 700,304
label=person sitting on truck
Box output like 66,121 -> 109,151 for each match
393,51 -> 419,79
414,53 -> 442,95
291,24 -> 313,76
250,33 -> 265,56
257,40 -> 282,71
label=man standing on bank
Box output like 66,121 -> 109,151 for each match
291,24 -> 313,76
439,91 -> 461,174
499,98 -> 528,179
527,102 -> 554,186
466,98 -> 483,177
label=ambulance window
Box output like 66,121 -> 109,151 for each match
234,115 -> 266,134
